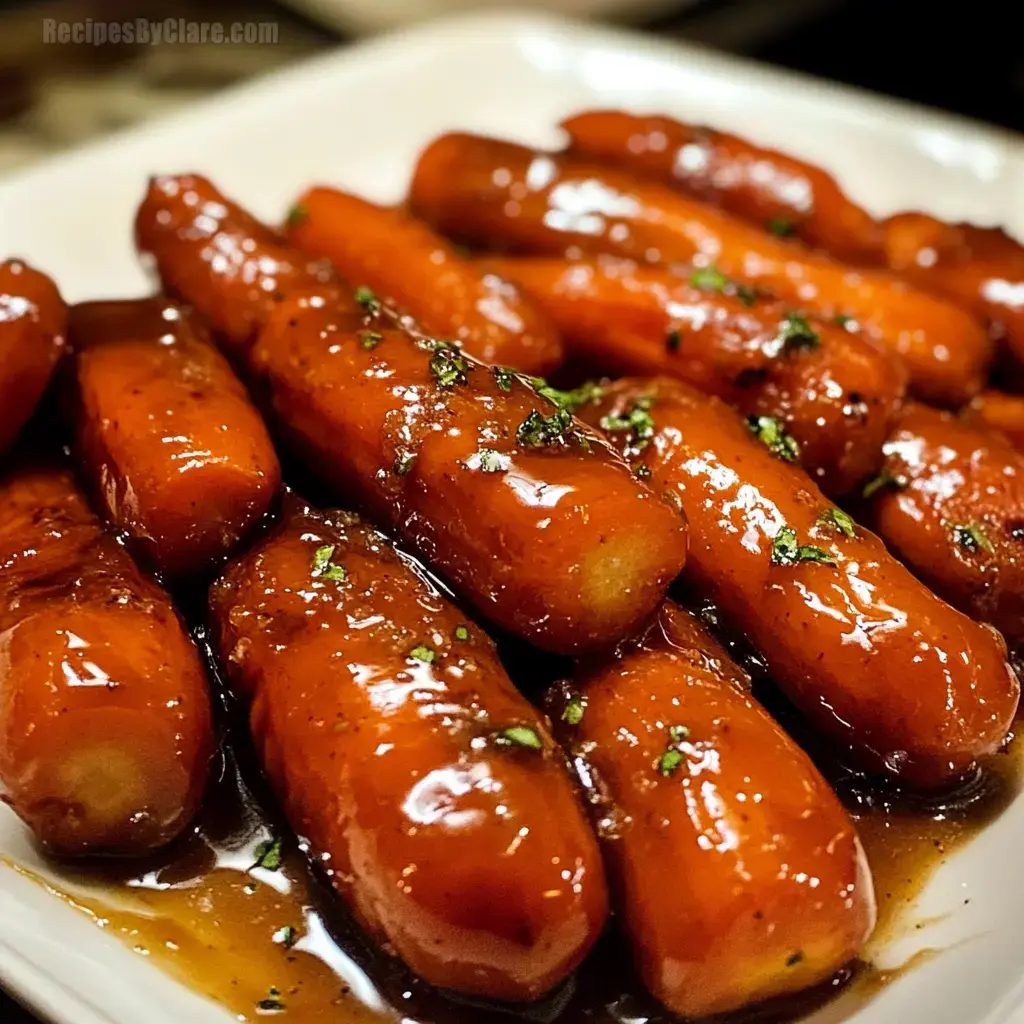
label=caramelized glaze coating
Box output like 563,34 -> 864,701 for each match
66,299 -> 281,578
552,602 -> 874,1017
285,187 -> 563,375
409,134 -> 992,406
479,255 -> 906,495
561,110 -> 882,261
0,465 -> 214,855
249,298 -> 688,655
0,260 -> 67,454
209,502 -> 608,1001
884,213 -> 1024,365
134,174 -> 341,356
962,390 -> 1024,451
864,402 -> 1024,649
575,378 -> 1018,788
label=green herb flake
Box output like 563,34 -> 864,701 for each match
953,522 -> 994,555
285,203 -> 307,228
353,285 -> 381,314
736,284 -> 759,307
747,415 -> 800,463
455,625 -> 470,641
312,544 -> 347,583
689,265 -> 729,292
786,951 -> 805,968
273,926 -> 297,949
409,645 -> 436,664
834,313 -> 853,328
820,507 -> 856,538
771,525 -> 836,567
393,451 -> 416,476
767,217 -> 796,238
665,329 -> 682,353
493,366 -> 516,392
257,987 -> 286,1013
862,469 -> 907,500
658,748 -> 683,777
562,694 -> 585,726
429,346 -> 471,388
668,724 -> 690,743
635,463 -> 652,480
475,448 -> 508,473
777,312 -> 820,353
517,407 -> 575,448
253,837 -> 283,872
360,330 -> 383,350
496,725 -> 543,750
600,396 -> 656,452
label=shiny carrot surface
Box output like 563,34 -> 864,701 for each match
285,187 -> 563,374
0,259 -> 67,454
962,389 -> 1024,451
552,602 -> 874,1018
67,298 -> 281,578
562,110 -> 883,261
250,297 -> 688,654
479,254 -> 906,495
410,133 -> 992,405
575,377 -> 1018,788
864,402 -> 1024,650
135,174 -> 341,356
210,501 -> 608,1001
0,465 -> 214,855
884,212 -> 1024,365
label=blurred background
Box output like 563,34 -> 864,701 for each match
0,0 -> 1020,177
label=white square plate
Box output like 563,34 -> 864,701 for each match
2,10 -> 1023,1024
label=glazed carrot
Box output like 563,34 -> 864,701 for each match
409,133 -> 992,406
210,500 -> 608,1000
552,602 -> 874,1017
66,298 -> 281,578
574,377 -> 1018,788
0,465 -> 214,855
0,260 -> 67,454
962,389 -> 1024,451
478,254 -> 906,495
863,402 -> 1024,649
285,187 -> 563,374
562,110 -> 883,261
135,174 -> 342,357
251,297 -> 688,654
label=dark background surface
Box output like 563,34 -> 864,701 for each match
2,0 -> 1020,1020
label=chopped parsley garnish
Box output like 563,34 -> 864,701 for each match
953,522 -> 994,555
562,694 -> 585,726
393,451 -> 416,476
747,415 -> 800,463
285,203 -> 307,228
834,313 -> 853,328
657,724 -> 690,777
409,645 -> 436,664
820,507 -> 856,538
455,625 -> 470,641
360,330 -> 383,350
517,407 -> 574,448
273,925 -> 297,949
253,837 -> 283,872
776,312 -> 820,353
475,448 -> 508,473
530,378 -> 605,412
429,346 -> 471,388
257,987 -> 286,1012
496,725 -> 543,750
767,217 -> 795,238
635,463 -> 652,480
690,265 -> 729,292
353,285 -> 381,314
668,724 -> 690,743
736,284 -> 759,307
862,469 -> 907,500
312,544 -> 347,582
600,396 -> 655,452
493,366 -> 516,392
771,526 -> 836,567
665,329 -> 682,353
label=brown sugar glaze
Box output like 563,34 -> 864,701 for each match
11,611 -> 1021,1024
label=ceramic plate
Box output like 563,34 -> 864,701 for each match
1,10 -> 1023,1024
